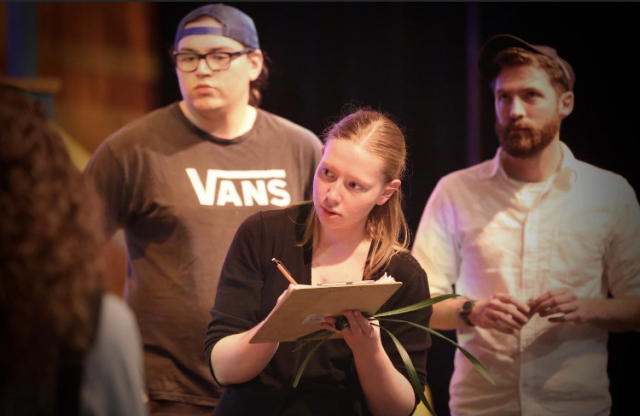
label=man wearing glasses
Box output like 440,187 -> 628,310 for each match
84,4 -> 322,416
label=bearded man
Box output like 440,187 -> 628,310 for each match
412,34 -> 640,416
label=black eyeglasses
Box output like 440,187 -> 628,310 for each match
172,48 -> 255,72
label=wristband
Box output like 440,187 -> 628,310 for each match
459,299 -> 475,327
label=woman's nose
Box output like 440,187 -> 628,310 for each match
325,183 -> 342,204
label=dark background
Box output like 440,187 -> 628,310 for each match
158,2 -> 639,415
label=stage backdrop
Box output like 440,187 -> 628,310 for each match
3,2 -> 636,416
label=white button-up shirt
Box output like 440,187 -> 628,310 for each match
412,142 -> 640,416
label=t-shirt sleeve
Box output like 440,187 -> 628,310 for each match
83,141 -> 129,239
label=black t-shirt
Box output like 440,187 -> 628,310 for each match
84,103 -> 322,406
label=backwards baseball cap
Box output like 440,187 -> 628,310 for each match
478,34 -> 575,91
174,3 -> 260,50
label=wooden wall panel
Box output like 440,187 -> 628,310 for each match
33,2 -> 162,297
37,2 -> 161,153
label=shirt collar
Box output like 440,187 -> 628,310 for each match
556,141 -> 579,190
480,141 -> 579,188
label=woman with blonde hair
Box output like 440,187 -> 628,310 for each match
205,108 -> 432,416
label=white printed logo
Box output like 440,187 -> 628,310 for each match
186,169 -> 291,207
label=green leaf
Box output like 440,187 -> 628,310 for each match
292,330 -> 333,387
379,325 -> 437,416
292,329 -> 332,352
378,318 -> 495,385
373,293 -> 459,318
290,290 -> 495,414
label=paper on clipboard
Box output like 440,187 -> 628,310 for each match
250,278 -> 402,344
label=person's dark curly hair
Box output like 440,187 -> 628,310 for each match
0,83 -> 105,414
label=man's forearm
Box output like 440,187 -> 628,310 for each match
429,296 -> 471,330
582,296 -> 640,332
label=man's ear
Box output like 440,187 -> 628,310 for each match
558,91 -> 574,119
248,50 -> 264,81
376,179 -> 401,205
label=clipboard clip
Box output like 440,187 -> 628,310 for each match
335,316 -> 350,330
334,312 -> 372,330
318,280 -> 376,286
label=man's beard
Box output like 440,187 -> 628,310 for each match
495,117 -> 560,158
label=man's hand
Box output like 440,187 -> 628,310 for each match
472,293 -> 530,334
530,288 -> 586,324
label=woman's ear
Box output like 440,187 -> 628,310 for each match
376,179 -> 401,205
